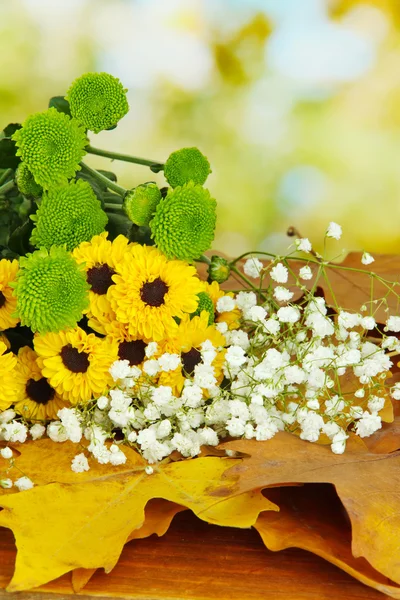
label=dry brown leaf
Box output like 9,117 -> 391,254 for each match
219,433 -> 400,585
255,484 -> 400,599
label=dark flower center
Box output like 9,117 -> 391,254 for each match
61,344 -> 90,373
26,377 -> 55,405
140,277 -> 169,307
181,347 -> 202,376
87,263 -> 116,295
118,340 -> 147,366
0,291 -> 6,309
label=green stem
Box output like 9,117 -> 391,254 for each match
0,168 -> 13,187
105,202 -> 124,211
86,145 -> 164,172
231,265 -> 267,301
197,254 -> 211,265
0,180 -> 15,195
80,162 -> 127,198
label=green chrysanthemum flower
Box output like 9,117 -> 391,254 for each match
208,255 -> 231,284
191,292 -> 214,326
12,108 -> 87,190
15,162 -> 43,198
66,72 -> 129,133
13,246 -> 89,334
30,179 -> 108,251
164,147 -> 211,188
149,181 -> 217,261
124,183 -> 162,226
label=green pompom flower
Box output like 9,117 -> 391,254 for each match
13,246 -> 89,334
208,256 -> 231,284
12,108 -> 87,190
164,147 -> 211,188
191,292 -> 214,326
66,72 -> 129,133
30,179 -> 108,251
15,162 -> 43,198
150,182 -> 217,261
124,183 -> 162,226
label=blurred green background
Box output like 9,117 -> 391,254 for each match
1,0 -> 399,257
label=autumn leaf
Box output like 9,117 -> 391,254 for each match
255,484 -> 400,599
0,439 -> 276,592
219,433 -> 400,586
71,499 -> 187,593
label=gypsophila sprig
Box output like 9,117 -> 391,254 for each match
30,180 -> 108,251
66,72 -> 129,133
164,147 -> 211,188
13,247 -> 89,333
12,108 -> 87,189
150,182 -> 217,261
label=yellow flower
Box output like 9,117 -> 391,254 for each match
72,233 -> 132,324
109,245 -> 202,342
34,327 -> 118,404
103,319 -> 149,367
0,259 -> 20,330
200,281 -> 241,330
14,346 -> 68,420
157,312 -> 226,394
0,341 -> 22,411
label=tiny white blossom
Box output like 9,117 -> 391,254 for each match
295,238 -> 312,253
71,453 -> 90,473
158,353 -> 181,372
246,305 -> 267,322
361,252 -> 374,265
216,296 -> 236,313
274,286 -> 293,303
198,427 -> 219,446
236,291 -> 257,311
14,476 -> 34,491
360,316 -> 376,330
1,446 -> 12,459
142,359 -> 160,376
47,421 -> 68,442
3,421 -> 28,443
368,395 -> 385,413
225,345 -> 247,369
30,423 -> 45,440
109,447 -> 127,466
391,383 -> 400,400
299,265 -> 313,280
127,431 -> 137,442
145,342 -> 158,358
152,386 -> 173,406
97,396 -> 109,410
326,221 -> 342,240
270,263 -> 288,283
355,411 -> 382,438
385,316 -> 400,333
331,430 -> 348,454
216,321 -> 228,334
243,257 -> 263,279
263,318 -> 280,335
0,409 -> 16,423
0,478 -> 12,489
109,359 -> 131,381
145,466 -> 154,475
277,306 -> 300,323
354,388 -> 365,398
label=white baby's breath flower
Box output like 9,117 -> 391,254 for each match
299,265 -> 313,280
385,316 -> 400,333
326,222 -> 342,240
0,446 -> 12,459
158,353 -> 181,372
142,359 -> 160,377
243,257 -> 263,279
14,476 -> 34,491
30,423 -> 45,440
273,286 -> 294,303
277,306 -> 300,323
109,359 -> 131,381
0,478 -> 12,489
361,252 -> 374,265
145,342 -> 158,358
71,453 -> 90,473
97,396 -> 109,410
270,263 -> 288,283
246,305 -> 267,323
295,238 -> 312,253
216,296 -> 236,313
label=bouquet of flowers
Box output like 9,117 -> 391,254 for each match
1,72 -> 400,598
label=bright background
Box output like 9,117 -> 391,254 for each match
1,0 -> 399,257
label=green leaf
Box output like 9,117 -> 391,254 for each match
106,212 -> 131,240
0,123 -> 22,170
48,96 -> 71,117
3,325 -> 34,353
8,218 -> 34,256
128,224 -> 155,246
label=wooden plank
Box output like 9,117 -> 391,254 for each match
0,512 -> 388,599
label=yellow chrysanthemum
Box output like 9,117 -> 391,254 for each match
103,320 -> 149,367
0,341 -> 22,411
199,281 -> 241,330
72,232 -> 133,324
34,326 -> 118,405
157,312 -> 226,394
109,245 -> 202,342
0,259 -> 20,330
14,346 -> 68,420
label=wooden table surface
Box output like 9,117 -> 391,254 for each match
0,511 -> 389,600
